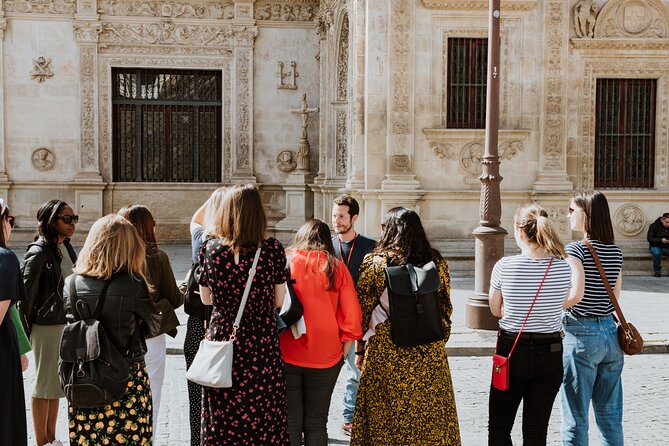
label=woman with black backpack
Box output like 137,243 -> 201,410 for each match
63,214 -> 161,445
350,207 -> 461,445
18,199 -> 77,446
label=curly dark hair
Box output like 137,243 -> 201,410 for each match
371,207 -> 441,266
35,199 -> 69,242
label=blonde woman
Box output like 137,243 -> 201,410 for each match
488,204 -> 571,445
63,214 -> 161,445
198,184 -> 289,445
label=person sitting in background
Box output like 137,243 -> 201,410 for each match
118,205 -> 184,438
647,212 -> 669,277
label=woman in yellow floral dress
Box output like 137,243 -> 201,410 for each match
351,207 -> 461,446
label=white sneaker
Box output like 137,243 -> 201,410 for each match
44,441 -> 64,446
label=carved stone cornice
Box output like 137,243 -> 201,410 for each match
3,0 -> 76,14
421,0 -> 537,11
97,0 -> 234,19
570,38 -> 669,52
254,2 -> 318,21
98,22 -> 237,47
74,21 -> 103,44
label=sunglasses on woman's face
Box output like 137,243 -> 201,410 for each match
7,216 -> 15,228
56,214 -> 79,224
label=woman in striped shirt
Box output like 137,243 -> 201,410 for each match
488,204 -> 571,445
561,190 -> 624,446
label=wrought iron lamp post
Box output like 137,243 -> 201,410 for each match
466,0 -> 507,329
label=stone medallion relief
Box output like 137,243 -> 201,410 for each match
614,204 -> 646,236
31,148 -> 56,171
456,140 -> 524,184
276,150 -> 297,173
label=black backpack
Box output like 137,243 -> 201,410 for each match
384,261 -> 445,347
58,274 -> 130,408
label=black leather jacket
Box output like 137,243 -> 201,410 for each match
64,272 -> 162,361
18,237 -> 77,332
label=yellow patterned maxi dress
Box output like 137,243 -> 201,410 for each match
351,255 -> 461,446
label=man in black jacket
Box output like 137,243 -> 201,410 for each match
647,213 -> 669,277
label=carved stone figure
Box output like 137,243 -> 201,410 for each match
276,150 -> 297,173
615,204 -> 646,236
290,94 -> 319,172
31,56 -> 54,83
574,0 -> 600,38
31,148 -> 56,171
277,61 -> 299,90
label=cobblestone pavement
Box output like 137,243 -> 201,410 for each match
23,353 -> 669,445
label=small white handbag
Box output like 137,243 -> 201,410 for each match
186,247 -> 262,388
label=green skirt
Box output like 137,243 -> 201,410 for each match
68,362 -> 153,445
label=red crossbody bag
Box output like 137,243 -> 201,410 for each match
491,258 -> 553,391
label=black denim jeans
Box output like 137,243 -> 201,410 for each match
286,359 -> 343,446
488,331 -> 563,446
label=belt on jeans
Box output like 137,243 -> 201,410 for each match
499,329 -> 563,340
568,313 -> 614,322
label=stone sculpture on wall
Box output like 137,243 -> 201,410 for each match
31,56 -> 53,83
573,0 -> 600,37
4,0 -> 75,14
277,61 -> 298,90
615,204 -> 646,236
255,4 -> 316,21
31,148 -> 55,171
276,150 -> 297,173
97,0 -> 233,19
594,0 -> 669,38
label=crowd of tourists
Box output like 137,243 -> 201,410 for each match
0,188 -> 633,445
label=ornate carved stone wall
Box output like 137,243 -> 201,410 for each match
3,0 -> 76,14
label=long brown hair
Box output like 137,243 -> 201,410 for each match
515,204 -> 566,258
118,205 -> 158,253
74,214 -> 147,280
571,189 -> 615,244
0,198 -> 9,248
371,207 -> 440,266
209,184 -> 267,255
290,219 -> 338,290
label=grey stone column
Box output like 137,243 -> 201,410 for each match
0,14 -> 8,186
346,0 -> 365,190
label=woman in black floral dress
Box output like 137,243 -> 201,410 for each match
198,184 -> 290,445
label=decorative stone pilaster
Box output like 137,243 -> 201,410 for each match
533,0 -> 572,191
346,0 -> 365,190
382,0 -> 419,190
0,15 -> 9,186
230,25 -> 258,182
314,6 -> 332,183
74,20 -> 103,182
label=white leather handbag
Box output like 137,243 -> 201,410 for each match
186,247 -> 261,388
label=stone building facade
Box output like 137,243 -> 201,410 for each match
0,0 -> 667,259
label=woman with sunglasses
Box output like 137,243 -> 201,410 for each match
18,200 -> 78,446
0,198 -> 28,446
561,190 -> 624,446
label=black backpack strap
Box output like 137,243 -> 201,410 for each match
92,275 -> 118,320
69,273 -> 80,319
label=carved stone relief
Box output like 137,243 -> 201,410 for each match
577,61 -> 669,188
315,7 -> 334,40
236,50 -> 251,169
31,57 -> 53,83
97,1 -> 233,19
277,61 -> 299,90
31,148 -> 55,171
545,206 -> 569,235
336,15 -> 349,101
99,23 -> 236,47
460,140 -> 524,183
254,4 -> 317,21
336,110 -> 347,176
80,46 -> 98,172
391,154 -> 411,171
431,142 -> 456,159
573,0 -> 601,38
277,150 -> 297,173
421,0 -> 537,10
594,0 -> 669,38
74,22 -> 103,44
542,1 -> 567,171
3,0 -> 76,14
614,204 -> 646,236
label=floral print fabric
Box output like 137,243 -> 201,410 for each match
198,237 -> 290,445
68,363 -> 152,445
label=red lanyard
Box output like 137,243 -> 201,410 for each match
338,235 -> 357,267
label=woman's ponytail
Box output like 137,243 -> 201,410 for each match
515,204 -> 566,259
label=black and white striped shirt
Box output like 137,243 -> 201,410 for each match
566,240 -> 623,317
491,255 -> 571,333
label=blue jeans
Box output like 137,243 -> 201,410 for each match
342,343 -> 360,423
650,246 -> 669,272
561,313 -> 624,446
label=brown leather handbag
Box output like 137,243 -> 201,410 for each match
583,240 -> 644,355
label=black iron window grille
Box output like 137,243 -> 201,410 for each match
595,78 -> 656,189
446,37 -> 488,129
112,68 -> 222,182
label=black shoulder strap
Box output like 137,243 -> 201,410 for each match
69,273 -> 117,320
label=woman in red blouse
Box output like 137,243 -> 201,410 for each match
281,219 -> 362,446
